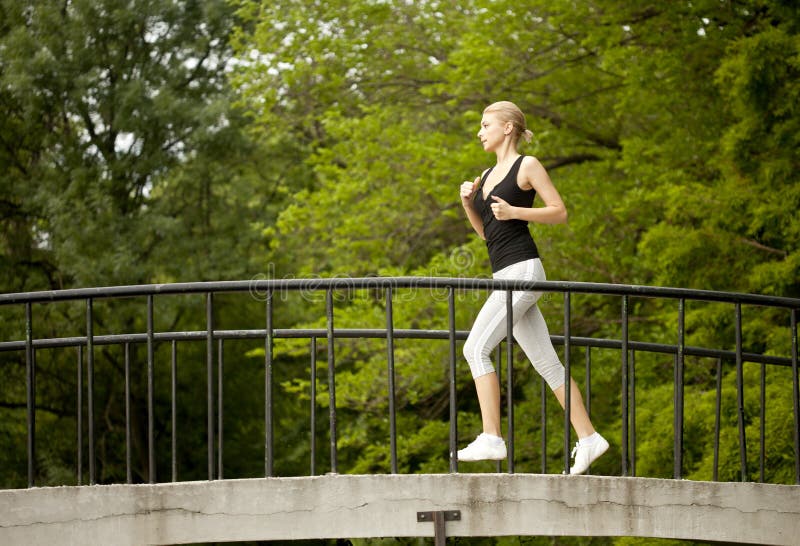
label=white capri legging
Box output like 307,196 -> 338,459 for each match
463,258 -> 565,390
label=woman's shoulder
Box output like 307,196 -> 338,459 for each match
520,155 -> 543,169
517,155 -> 544,182
520,155 -> 550,179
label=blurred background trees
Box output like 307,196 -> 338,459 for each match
1,0 -> 798,542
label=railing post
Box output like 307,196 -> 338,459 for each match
25,302 -> 35,488
713,358 -> 723,481
584,347 -> 597,470
621,294 -> 629,476
759,361 -> 766,483
125,343 -> 132,484
326,288 -> 338,474
206,292 -> 215,480
506,289 -> 514,473
736,302 -> 747,482
540,377 -> 547,474
630,349 -> 636,477
265,289 -> 274,477
386,286 -> 398,474
310,337 -> 317,476
674,298 -> 685,479
563,291 -> 571,475
735,303 -> 747,482
86,298 -> 95,485
218,338 -> 224,480
791,308 -> 798,485
77,345 -> 83,485
146,295 -> 156,484
495,345 -> 503,474
448,287 -> 458,473
585,347 -> 591,421
171,340 -> 177,483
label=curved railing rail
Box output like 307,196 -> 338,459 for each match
1,278 -> 798,488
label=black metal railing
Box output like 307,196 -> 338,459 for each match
1,278 -> 798,488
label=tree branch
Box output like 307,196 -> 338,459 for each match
543,154 -> 602,170
737,237 -> 788,257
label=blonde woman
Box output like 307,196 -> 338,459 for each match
457,101 -> 608,475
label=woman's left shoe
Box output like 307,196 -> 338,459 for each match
457,433 -> 507,461
569,434 -> 609,475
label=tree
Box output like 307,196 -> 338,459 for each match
229,0 -> 800,491
1,0 -> 797,519
0,0 -> 286,485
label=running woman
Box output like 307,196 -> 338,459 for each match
457,100 -> 608,475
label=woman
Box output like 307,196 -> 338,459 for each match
457,101 -> 607,475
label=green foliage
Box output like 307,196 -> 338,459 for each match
0,0 -> 286,485
0,10 -> 798,546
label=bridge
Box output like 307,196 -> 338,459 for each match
0,277 -> 798,545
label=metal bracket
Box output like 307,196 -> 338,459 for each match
417,510 -> 461,546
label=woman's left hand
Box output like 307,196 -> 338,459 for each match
490,196 -> 516,220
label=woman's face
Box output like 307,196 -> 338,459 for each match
477,112 -> 509,152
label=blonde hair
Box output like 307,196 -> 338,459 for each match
483,101 -> 533,145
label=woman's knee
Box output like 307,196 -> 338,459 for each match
463,336 -> 494,377
535,360 -> 566,391
462,337 -> 475,363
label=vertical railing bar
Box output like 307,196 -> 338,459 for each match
265,289 -> 274,478
713,358 -> 722,482
585,347 -> 591,420
506,290 -> 515,474
310,337 -> 317,477
675,298 -> 685,480
125,343 -> 132,484
495,344 -> 502,474
386,287 -> 398,474
621,295 -> 629,477
77,345 -> 83,486
540,377 -> 547,474
792,308 -> 799,485
585,346 -> 593,474
759,361 -> 766,483
86,298 -> 95,485
171,340 -> 177,483
218,338 -> 224,480
25,302 -> 35,488
735,302 -> 747,482
146,295 -> 156,484
326,288 -> 338,474
563,291 -> 571,475
630,350 -> 636,477
206,292 -> 215,480
447,287 -> 457,474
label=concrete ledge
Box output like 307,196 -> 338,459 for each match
1,474 -> 799,545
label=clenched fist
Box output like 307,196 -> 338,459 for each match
460,177 -> 480,204
490,195 -> 516,220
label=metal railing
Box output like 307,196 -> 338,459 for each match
1,277 -> 798,488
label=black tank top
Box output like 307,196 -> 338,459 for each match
473,155 -> 540,272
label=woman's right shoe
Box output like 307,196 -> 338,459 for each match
569,434 -> 609,475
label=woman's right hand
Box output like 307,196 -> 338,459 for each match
460,177 -> 480,206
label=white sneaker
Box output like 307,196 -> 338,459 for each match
569,434 -> 609,475
457,433 -> 507,462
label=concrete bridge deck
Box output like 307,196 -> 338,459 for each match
1,473 -> 798,545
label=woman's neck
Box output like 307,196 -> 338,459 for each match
493,140 -> 519,165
